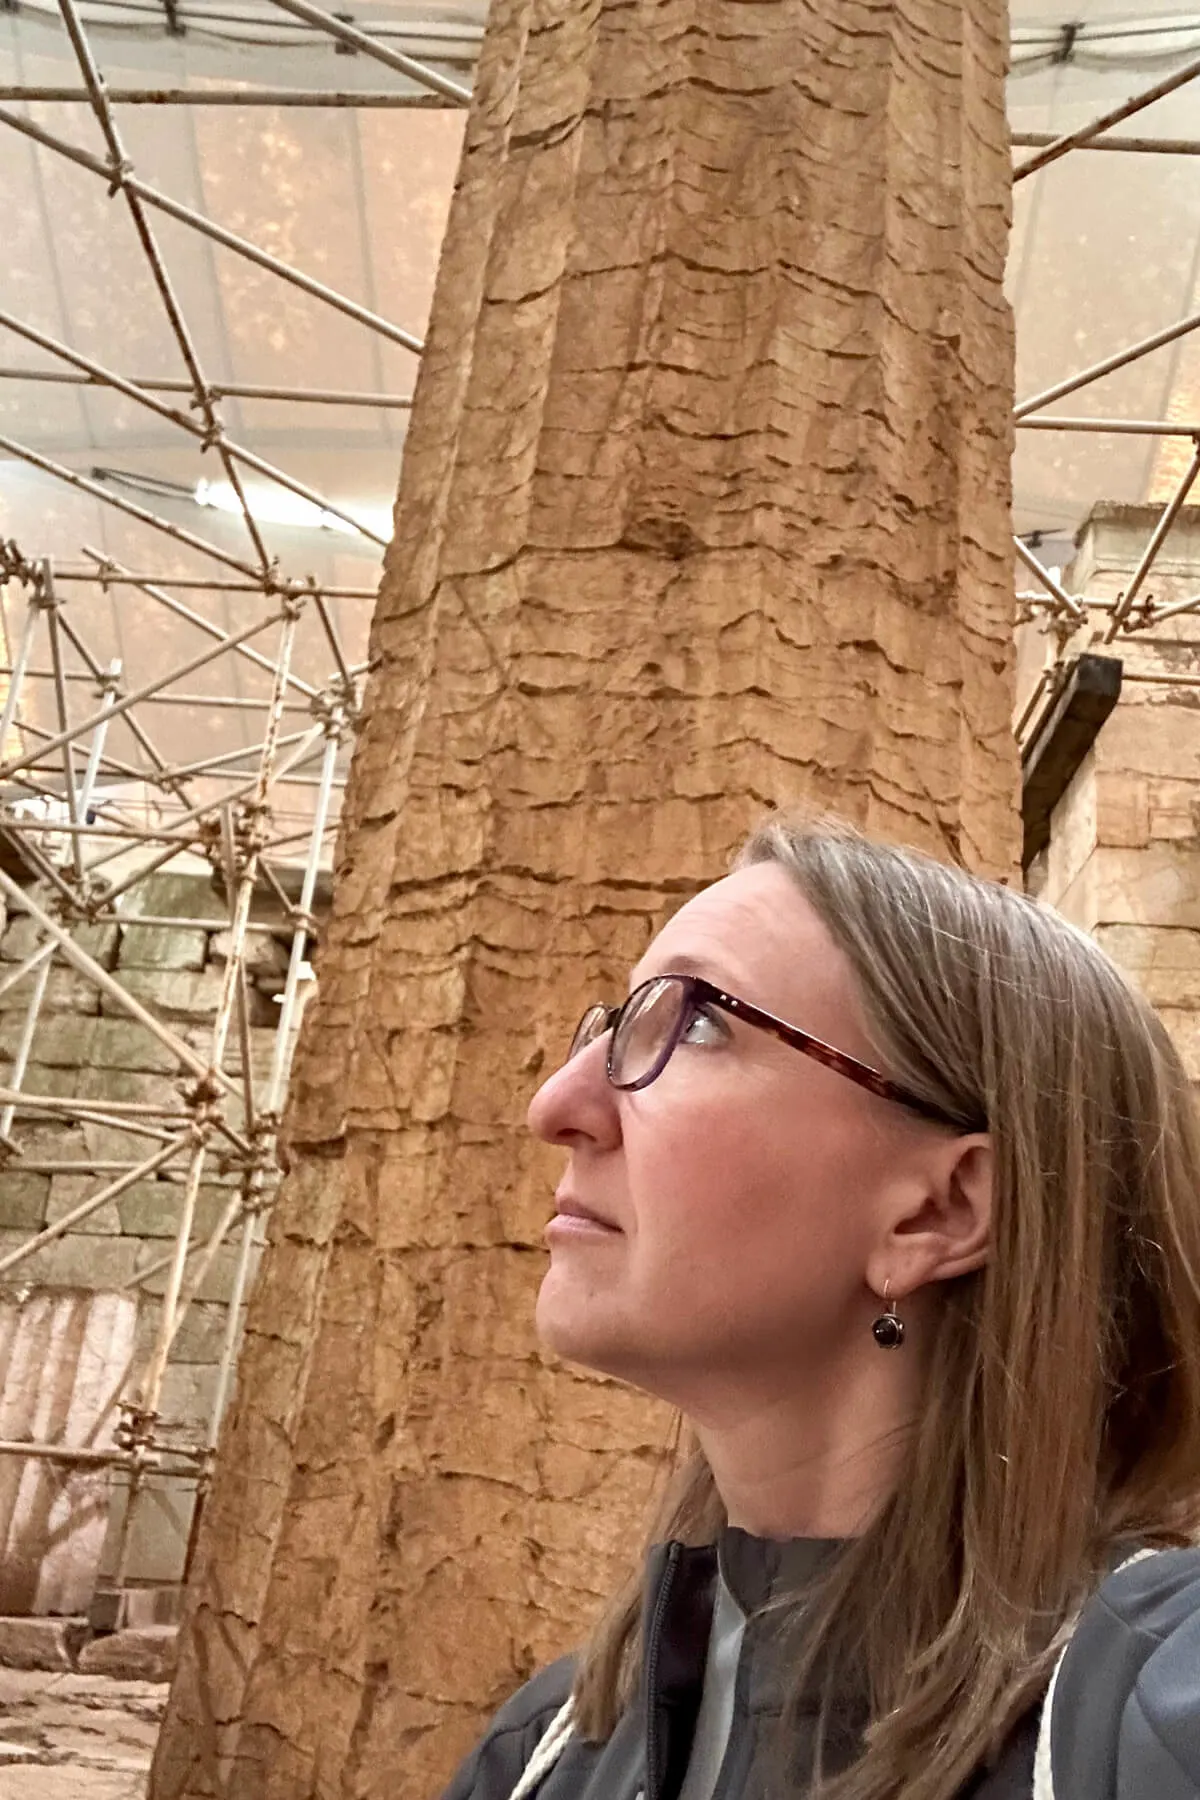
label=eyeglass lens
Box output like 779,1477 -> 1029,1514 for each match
568,1003 -> 611,1062
567,978 -> 690,1088
611,977 -> 687,1087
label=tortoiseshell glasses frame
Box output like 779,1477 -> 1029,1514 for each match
567,973 -> 973,1131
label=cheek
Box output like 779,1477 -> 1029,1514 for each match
627,1087 -> 877,1286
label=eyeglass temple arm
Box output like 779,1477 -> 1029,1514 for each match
706,984 -> 967,1130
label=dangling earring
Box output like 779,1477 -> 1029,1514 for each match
871,1281 -> 905,1350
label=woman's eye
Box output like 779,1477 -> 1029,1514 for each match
680,1005 -> 729,1046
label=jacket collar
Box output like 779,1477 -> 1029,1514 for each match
637,1531 -> 849,1798
718,1526 -> 843,1618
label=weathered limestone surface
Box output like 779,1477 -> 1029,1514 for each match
0,1664 -> 165,1800
0,1618 -> 78,1671
152,1 -> 1018,1797
78,1628 -> 179,1685
1027,506 -> 1200,1079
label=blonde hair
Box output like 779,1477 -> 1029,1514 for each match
568,816 -> 1200,1799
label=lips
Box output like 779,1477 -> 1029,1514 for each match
553,1193 -> 619,1231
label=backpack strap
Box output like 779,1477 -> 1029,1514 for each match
1032,1638 -> 1070,1800
505,1697 -> 575,1800
1032,1548 -> 1160,1800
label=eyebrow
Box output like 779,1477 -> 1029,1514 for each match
628,949 -> 742,993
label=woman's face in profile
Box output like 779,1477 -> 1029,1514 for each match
527,862 -> 932,1417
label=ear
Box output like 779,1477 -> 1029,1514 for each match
867,1134 -> 993,1298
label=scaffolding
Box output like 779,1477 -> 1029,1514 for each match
3,0 -> 1200,1613
1006,34 -> 1200,748
0,0 -> 471,1615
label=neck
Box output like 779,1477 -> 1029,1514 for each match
686,1336 -> 927,1540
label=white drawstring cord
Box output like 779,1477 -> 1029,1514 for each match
504,1698 -> 576,1800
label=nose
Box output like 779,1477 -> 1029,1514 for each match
526,1034 -> 621,1149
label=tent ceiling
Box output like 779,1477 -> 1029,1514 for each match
3,3 -> 1200,578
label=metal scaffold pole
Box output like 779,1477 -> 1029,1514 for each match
0,0 -> 385,1559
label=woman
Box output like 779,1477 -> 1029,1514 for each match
441,816 -> 1200,1800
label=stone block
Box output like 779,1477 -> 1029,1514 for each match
101,968 -> 225,1023
0,1016 -> 96,1069
1145,777 -> 1200,845
158,1361 -> 219,1429
47,1173 -> 120,1235
117,1181 -> 229,1240
86,1122 -> 195,1172
213,1027 -> 281,1083
0,1230 -> 142,1288
105,1471 -> 198,1586
1095,773 -> 1150,851
7,1120 -> 87,1167
182,982 -> 286,1034
1055,842 -> 1200,934
1098,696 -> 1200,786
73,1065 -> 194,1168
0,914 -> 49,965
121,872 -> 227,922
135,1240 -> 254,1304
179,1147 -> 243,1188
121,871 -> 227,921
134,1296 -> 228,1366
0,967 -> 99,1017
1152,1008 -> 1200,1080
78,1625 -> 177,1683
0,1061 -> 79,1101
0,915 -> 116,973
74,922 -> 120,971
0,1616 -> 81,1671
1095,924 -> 1200,1009
118,1584 -> 185,1628
0,961 -> 49,1012
116,1179 -> 184,1241
1040,756 -> 1097,911
210,928 -> 291,996
75,1068 -> 185,1108
118,925 -> 209,973
0,1173 -> 50,1232
90,1018 -> 183,1075
173,1031 -> 279,1100
115,870 -> 299,931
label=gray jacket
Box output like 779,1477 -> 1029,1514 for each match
1047,1545 -> 1200,1798
439,1535 -> 1200,1800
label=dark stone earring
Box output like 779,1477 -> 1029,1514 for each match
871,1283 -> 905,1349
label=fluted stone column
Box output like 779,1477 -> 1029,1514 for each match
151,0 -> 1017,1794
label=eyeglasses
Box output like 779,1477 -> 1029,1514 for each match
567,973 -> 972,1130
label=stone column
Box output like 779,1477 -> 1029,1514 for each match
150,0 -> 1017,1794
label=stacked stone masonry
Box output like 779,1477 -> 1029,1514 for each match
0,869 -> 315,1620
1025,504 -> 1200,1083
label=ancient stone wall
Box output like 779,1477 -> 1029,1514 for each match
0,868 -> 311,1622
1025,504 -> 1200,1076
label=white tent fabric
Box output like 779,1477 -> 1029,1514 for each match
2,1 -> 1200,607
1009,6 -> 1200,545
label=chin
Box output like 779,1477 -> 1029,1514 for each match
535,1272 -> 635,1377
536,1288 -> 687,1408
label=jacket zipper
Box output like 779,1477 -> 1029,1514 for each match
643,1541 -> 683,1800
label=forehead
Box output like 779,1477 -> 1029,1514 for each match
634,863 -> 873,1051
